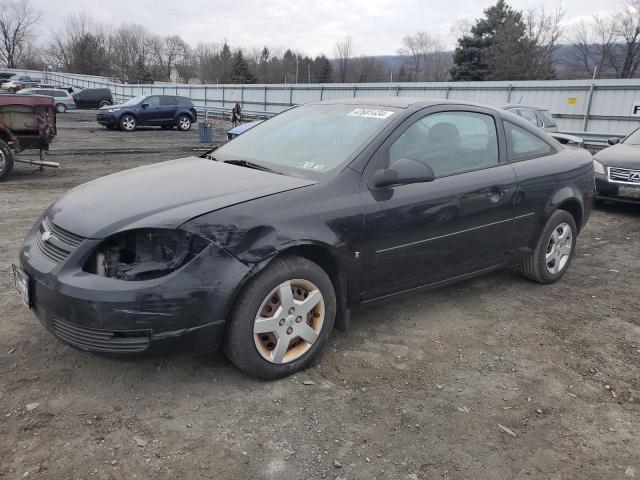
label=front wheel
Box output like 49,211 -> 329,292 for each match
55,103 -> 67,113
520,210 -> 577,284
224,255 -> 336,379
119,114 -> 137,131
0,139 -> 14,180
176,115 -> 192,131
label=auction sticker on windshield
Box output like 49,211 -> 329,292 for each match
348,109 -> 395,119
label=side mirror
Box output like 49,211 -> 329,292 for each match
141,103 -> 149,108
608,137 -> 620,145
371,158 -> 435,189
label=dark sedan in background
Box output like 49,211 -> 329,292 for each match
594,128 -> 640,203
97,94 -> 197,131
16,98 -> 593,379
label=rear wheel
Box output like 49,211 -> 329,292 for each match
0,139 -> 14,180
99,100 -> 111,108
224,255 -> 336,379
55,103 -> 67,113
119,115 -> 137,131
520,210 -> 577,284
176,115 -> 192,131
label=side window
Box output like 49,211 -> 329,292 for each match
53,91 -> 67,98
145,96 -> 161,107
516,109 -> 542,127
388,111 -> 499,177
505,122 -> 555,161
160,96 -> 177,106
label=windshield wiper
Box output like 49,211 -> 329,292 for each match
223,159 -> 281,175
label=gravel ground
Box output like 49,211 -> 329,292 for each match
0,111 -> 639,480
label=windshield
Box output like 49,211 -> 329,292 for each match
120,95 -> 145,106
214,104 -> 399,178
624,128 -> 640,145
538,110 -> 557,127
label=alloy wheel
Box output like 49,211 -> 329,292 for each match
545,222 -> 572,274
121,116 -> 136,131
253,279 -> 325,364
179,117 -> 191,130
0,149 -> 4,170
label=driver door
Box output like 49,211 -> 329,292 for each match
360,106 -> 517,301
138,96 -> 163,125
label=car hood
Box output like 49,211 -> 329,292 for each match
48,157 -> 316,239
594,143 -> 640,168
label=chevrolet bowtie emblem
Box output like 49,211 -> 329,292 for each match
41,230 -> 53,242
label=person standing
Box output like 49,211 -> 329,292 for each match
232,102 -> 242,126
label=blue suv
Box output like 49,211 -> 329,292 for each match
97,95 -> 197,132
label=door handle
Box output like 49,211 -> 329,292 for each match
487,187 -> 510,202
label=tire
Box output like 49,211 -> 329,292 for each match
176,115 -> 192,131
520,210 -> 577,284
224,255 -> 336,379
55,103 -> 67,113
99,100 -> 112,108
119,114 -> 137,131
0,139 -> 14,180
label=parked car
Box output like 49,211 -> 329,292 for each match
593,128 -> 640,203
72,88 -> 113,109
15,98 -> 593,379
17,88 -> 76,113
500,104 -> 584,147
4,75 -> 41,90
97,95 -> 197,131
227,119 -> 263,140
0,94 -> 57,180
0,72 -> 14,86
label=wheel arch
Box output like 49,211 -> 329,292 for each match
548,186 -> 584,233
221,241 -> 350,332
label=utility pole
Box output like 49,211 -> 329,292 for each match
308,64 -> 311,84
296,60 -> 299,84
592,64 -> 599,80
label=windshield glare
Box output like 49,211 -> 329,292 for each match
624,128 -> 640,145
215,105 -> 399,177
120,96 -> 145,106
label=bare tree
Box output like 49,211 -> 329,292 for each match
0,0 -> 40,68
567,16 -> 616,78
150,34 -> 189,81
611,0 -> 640,78
398,32 -> 436,81
524,4 -> 565,79
334,36 -> 353,82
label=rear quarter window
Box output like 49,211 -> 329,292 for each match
505,121 -> 555,161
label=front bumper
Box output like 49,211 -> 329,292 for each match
97,112 -> 119,127
18,216 -> 251,356
595,170 -> 640,203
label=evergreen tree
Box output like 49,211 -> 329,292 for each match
450,0 -> 535,81
231,50 -> 256,84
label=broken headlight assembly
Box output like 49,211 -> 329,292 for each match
83,229 -> 209,281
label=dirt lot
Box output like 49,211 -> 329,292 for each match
0,111 -> 639,480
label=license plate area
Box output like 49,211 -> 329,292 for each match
12,265 -> 30,308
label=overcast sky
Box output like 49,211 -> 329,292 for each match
35,0 -> 620,56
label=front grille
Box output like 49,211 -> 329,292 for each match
43,217 -> 84,247
36,232 -> 70,262
52,317 -> 150,353
35,217 -> 85,263
608,167 -> 640,185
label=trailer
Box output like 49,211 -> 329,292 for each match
0,94 -> 58,180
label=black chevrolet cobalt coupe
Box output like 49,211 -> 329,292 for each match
16,98 -> 594,379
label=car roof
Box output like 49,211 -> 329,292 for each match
499,104 -> 550,111
310,96 -> 512,115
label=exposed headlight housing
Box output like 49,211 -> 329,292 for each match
84,229 -> 209,281
593,159 -> 606,175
